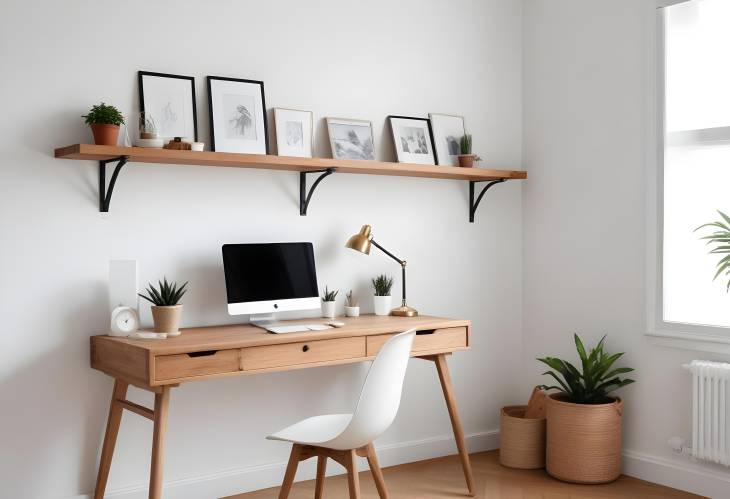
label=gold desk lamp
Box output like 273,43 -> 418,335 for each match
345,224 -> 418,317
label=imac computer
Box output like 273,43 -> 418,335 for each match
222,242 -> 321,330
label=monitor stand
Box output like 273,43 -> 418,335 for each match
249,313 -> 281,329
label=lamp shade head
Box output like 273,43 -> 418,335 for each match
345,225 -> 372,255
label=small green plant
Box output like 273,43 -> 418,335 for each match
345,290 -> 358,307
372,275 -> 394,296
695,210 -> 730,291
321,286 -> 338,302
459,134 -> 472,155
138,278 -> 188,306
83,102 -> 125,126
537,334 -> 634,404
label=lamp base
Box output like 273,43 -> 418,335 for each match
391,305 -> 418,317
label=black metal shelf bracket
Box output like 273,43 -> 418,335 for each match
99,156 -> 129,212
300,167 -> 337,216
469,178 -> 507,223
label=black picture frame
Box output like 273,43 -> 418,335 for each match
387,115 -> 437,165
206,76 -> 269,154
138,71 -> 198,141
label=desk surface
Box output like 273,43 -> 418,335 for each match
96,314 -> 470,356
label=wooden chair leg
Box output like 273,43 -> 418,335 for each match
93,379 -> 129,499
278,444 -> 303,499
344,449 -> 361,499
364,443 -> 388,499
149,386 -> 171,499
434,354 -> 475,496
314,455 -> 327,499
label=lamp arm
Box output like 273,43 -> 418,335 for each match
371,239 -> 407,305
370,239 -> 404,265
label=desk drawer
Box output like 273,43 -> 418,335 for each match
155,349 -> 240,381
242,337 -> 365,371
367,327 -> 468,356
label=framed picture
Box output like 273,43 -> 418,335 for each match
326,118 -> 375,160
388,115 -> 436,165
207,76 -> 268,154
429,113 -> 466,166
274,108 -> 313,157
138,71 -> 197,141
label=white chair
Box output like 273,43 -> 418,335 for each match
267,329 -> 417,499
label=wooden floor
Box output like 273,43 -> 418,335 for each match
225,450 -> 704,499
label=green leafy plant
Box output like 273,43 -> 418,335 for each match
83,102 -> 125,126
345,290 -> 358,307
695,210 -> 730,291
459,134 -> 473,155
537,334 -> 635,404
321,286 -> 338,302
372,274 -> 394,296
138,278 -> 188,306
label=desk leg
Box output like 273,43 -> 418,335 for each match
94,379 -> 129,499
149,386 -> 171,499
432,354 -> 475,497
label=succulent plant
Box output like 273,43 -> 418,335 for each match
372,275 -> 394,296
138,278 -> 188,306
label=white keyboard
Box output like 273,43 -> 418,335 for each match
266,324 -> 333,334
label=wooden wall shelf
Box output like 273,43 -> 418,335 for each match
54,144 -> 527,220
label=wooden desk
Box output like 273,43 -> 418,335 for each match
91,315 -> 475,498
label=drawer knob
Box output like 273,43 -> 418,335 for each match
302,345 -> 310,352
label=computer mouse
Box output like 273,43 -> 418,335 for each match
328,321 -> 346,328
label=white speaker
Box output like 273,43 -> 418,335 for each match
109,260 -> 138,311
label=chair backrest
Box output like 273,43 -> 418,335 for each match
325,329 -> 416,450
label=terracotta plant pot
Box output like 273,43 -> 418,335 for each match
90,124 -> 120,146
458,154 -> 476,168
546,393 -> 623,484
151,305 -> 183,337
499,405 -> 546,469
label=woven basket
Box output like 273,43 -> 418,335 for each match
499,405 -> 546,469
546,393 -> 623,484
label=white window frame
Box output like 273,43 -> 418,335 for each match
646,0 -> 730,354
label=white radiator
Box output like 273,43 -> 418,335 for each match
684,360 -> 730,466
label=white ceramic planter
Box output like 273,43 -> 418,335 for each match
322,301 -> 336,319
345,306 -> 360,317
373,295 -> 391,316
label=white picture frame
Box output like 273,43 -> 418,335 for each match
326,117 -> 376,161
207,76 -> 268,154
388,115 -> 436,165
274,108 -> 314,158
429,113 -> 466,166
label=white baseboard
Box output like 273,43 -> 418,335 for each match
75,430 -> 499,499
622,449 -> 730,499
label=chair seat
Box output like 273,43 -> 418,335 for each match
267,413 -> 353,446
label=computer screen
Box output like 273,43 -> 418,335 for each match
222,242 -> 319,315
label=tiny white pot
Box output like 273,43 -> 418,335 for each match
322,301 -> 336,319
373,295 -> 391,316
345,306 -> 360,317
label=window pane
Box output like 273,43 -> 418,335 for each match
664,143 -> 730,327
665,0 -> 730,132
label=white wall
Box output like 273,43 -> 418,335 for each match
0,1 -> 523,497
522,1 -> 730,497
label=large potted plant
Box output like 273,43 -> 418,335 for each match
538,334 -> 634,484
139,278 -> 188,337
83,102 -> 125,146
